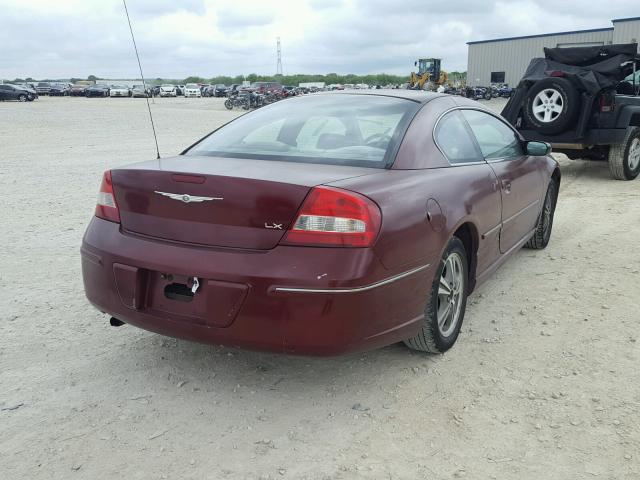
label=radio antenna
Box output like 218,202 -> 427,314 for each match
122,0 -> 161,159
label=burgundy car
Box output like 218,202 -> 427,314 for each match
82,91 -> 560,355
244,81 -> 284,95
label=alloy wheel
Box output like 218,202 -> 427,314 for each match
629,138 -> 640,171
542,186 -> 554,242
437,252 -> 464,337
532,88 -> 563,123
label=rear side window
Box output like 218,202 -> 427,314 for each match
461,109 -> 523,160
434,111 -> 483,164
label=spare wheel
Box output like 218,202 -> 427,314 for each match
524,77 -> 580,134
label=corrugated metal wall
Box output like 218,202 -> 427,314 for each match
612,19 -> 640,46
467,30 -> 614,86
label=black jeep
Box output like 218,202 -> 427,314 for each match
502,43 -> 640,180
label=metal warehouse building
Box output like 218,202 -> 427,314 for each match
467,17 -> 640,87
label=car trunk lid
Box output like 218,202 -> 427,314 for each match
110,156 -> 378,250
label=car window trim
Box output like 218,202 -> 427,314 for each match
432,107 -> 486,166
458,107 -> 526,163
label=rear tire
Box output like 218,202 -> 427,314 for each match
224,99 -> 233,110
524,77 -> 580,134
405,237 -> 468,354
525,178 -> 558,249
608,127 -> 640,180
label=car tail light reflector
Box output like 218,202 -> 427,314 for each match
599,93 -> 615,113
95,170 -> 121,223
281,186 -> 381,247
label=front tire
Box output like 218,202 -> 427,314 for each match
224,99 -> 233,110
405,237 -> 468,354
525,177 -> 558,249
18,94 -> 27,102
608,127 -> 640,180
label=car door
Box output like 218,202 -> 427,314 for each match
461,109 -> 543,254
0,85 -> 10,100
433,109 -> 503,274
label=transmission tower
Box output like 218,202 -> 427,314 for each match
276,37 -> 283,75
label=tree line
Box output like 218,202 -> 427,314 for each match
8,72 -> 467,86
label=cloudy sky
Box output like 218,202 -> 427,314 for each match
1,0 -> 638,79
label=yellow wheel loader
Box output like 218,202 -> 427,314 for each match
408,58 -> 448,90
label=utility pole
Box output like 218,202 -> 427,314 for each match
276,37 -> 283,75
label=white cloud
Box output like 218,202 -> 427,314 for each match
0,0 -> 638,79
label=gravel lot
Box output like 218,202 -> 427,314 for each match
1,96 -> 639,480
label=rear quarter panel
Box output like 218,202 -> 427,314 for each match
328,165 -> 502,279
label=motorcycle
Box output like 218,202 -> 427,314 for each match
224,91 -> 249,110
243,92 -> 265,109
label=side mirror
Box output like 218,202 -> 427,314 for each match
526,141 -> 552,156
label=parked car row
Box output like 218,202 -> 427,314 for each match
3,81 -> 423,104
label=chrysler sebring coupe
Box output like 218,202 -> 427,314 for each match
81,91 -> 560,355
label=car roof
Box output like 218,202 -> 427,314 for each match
319,89 -> 447,104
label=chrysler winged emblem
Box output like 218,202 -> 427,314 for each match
154,191 -> 223,203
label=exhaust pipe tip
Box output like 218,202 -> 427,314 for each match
109,317 -> 125,327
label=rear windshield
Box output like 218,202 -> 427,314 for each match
185,94 -> 420,168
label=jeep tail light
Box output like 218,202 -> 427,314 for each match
95,170 -> 120,223
599,93 -> 615,113
281,186 -> 381,247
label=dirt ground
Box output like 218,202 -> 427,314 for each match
1,96 -> 639,480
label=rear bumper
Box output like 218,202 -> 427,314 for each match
81,217 -> 431,355
519,128 -> 627,146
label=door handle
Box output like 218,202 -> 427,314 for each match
501,180 -> 512,193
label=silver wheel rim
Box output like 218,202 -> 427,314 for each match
629,138 -> 640,171
532,88 -> 564,123
437,252 -> 464,337
542,185 -> 554,241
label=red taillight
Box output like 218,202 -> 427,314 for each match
599,93 -> 615,113
281,186 -> 381,247
95,170 -> 120,223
